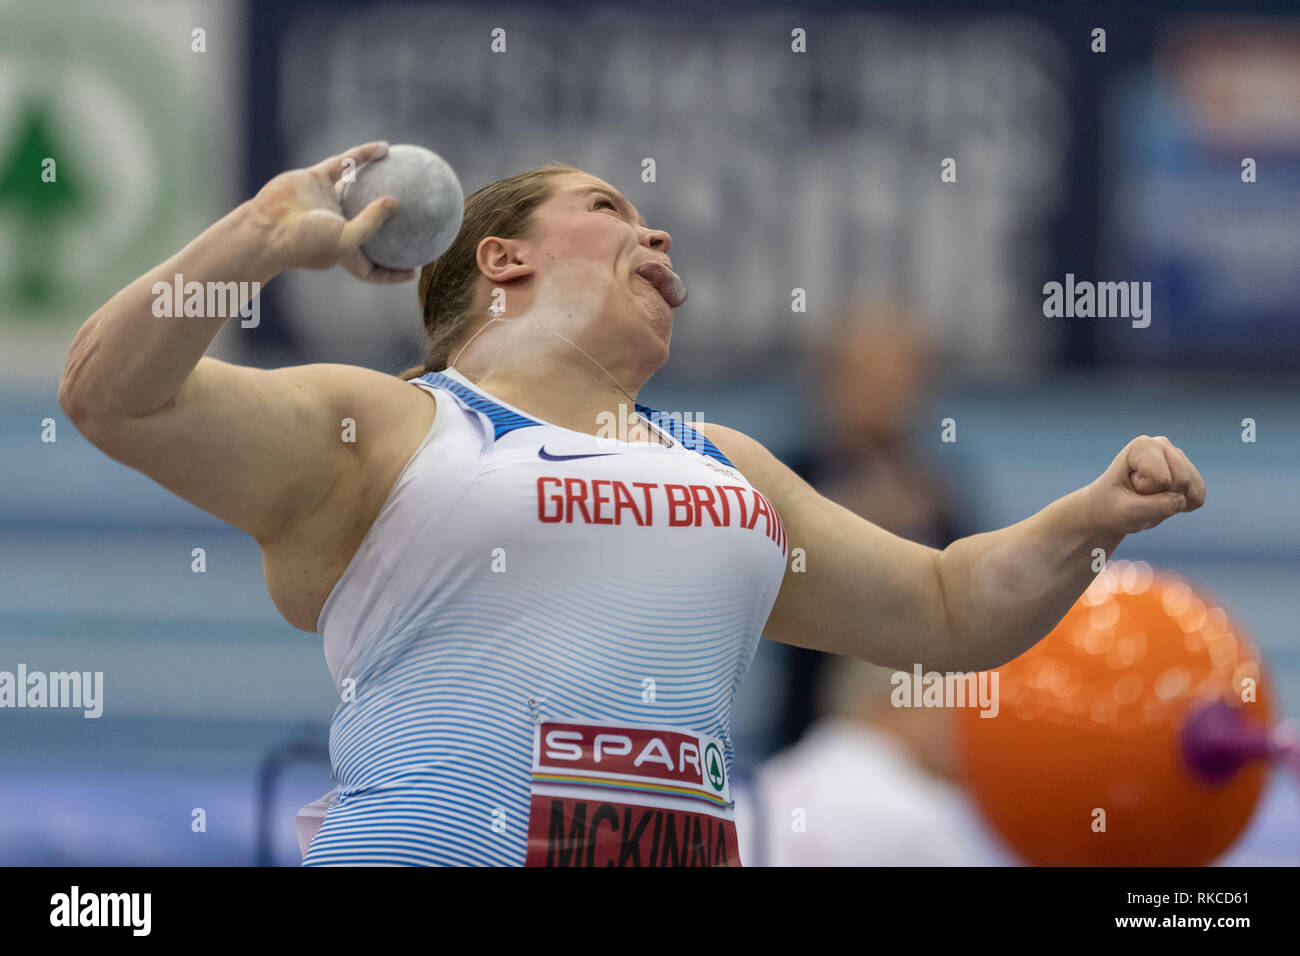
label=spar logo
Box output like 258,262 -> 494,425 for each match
526,719 -> 742,866
704,741 -> 725,792
535,719 -> 730,800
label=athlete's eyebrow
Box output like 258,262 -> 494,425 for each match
582,185 -> 647,228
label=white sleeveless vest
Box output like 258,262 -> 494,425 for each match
300,368 -> 788,865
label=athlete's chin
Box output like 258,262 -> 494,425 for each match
646,313 -> 673,354
632,281 -> 676,338
651,295 -> 678,332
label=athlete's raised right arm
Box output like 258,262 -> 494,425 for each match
57,142 -> 423,543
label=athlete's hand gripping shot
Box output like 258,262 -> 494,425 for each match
58,142 -> 1206,866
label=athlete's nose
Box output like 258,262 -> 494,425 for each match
640,225 -> 671,254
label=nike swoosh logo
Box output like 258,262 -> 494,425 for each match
538,447 -> 620,461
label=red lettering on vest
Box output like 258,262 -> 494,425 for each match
564,477 -> 592,523
714,484 -> 731,525
612,480 -> 646,526
534,476 -> 782,549
632,482 -> 656,524
664,484 -> 693,526
721,485 -> 749,528
538,476 -> 563,523
690,484 -> 722,527
590,479 -> 614,525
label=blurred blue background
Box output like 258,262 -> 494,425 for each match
1,0 -> 1297,864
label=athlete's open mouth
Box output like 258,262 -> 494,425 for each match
635,262 -> 687,308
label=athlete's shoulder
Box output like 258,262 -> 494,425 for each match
266,361 -> 434,418
692,422 -> 771,474
693,422 -> 816,507
411,368 -> 544,442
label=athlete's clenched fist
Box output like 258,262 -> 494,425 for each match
1084,435 -> 1206,535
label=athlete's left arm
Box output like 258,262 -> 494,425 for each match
696,425 -> 1205,672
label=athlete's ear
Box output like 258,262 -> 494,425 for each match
476,236 -> 533,284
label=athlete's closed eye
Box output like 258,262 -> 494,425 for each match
593,197 -> 617,211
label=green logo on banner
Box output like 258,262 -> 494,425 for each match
0,4 -> 218,332
0,99 -> 87,307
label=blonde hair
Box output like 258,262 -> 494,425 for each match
398,162 -> 583,379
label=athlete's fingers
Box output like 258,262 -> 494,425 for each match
1154,436 -> 1206,510
1127,437 -> 1173,495
369,265 -> 418,284
313,141 -> 389,184
338,196 -> 398,251
338,245 -> 416,284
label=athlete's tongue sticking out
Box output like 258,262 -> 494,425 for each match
635,263 -> 687,308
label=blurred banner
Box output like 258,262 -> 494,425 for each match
247,4 -> 1075,375
1102,20 -> 1300,369
5,2 -> 1297,381
0,0 -> 242,385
